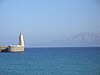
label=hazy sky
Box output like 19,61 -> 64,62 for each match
0,0 -> 100,47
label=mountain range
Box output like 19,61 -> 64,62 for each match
49,32 -> 100,47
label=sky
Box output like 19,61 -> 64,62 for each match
0,0 -> 100,47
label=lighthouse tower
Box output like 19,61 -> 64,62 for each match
19,31 -> 24,46
7,31 -> 24,52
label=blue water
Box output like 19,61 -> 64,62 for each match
0,47 -> 100,75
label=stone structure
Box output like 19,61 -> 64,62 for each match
0,46 -> 8,52
0,31 -> 24,52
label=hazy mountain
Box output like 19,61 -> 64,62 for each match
67,32 -> 100,42
50,32 -> 100,47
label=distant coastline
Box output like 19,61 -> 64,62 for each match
24,46 -> 100,49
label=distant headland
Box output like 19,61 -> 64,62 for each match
0,31 -> 24,52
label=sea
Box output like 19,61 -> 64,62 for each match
0,47 -> 100,75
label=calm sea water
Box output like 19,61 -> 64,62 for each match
0,47 -> 100,75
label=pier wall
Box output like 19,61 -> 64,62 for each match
8,46 -> 24,52
0,46 -> 24,52
0,46 -> 8,52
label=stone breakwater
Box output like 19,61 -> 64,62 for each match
0,46 -> 24,52
0,46 -> 8,52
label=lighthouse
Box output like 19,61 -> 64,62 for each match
19,31 -> 24,47
0,31 -> 24,52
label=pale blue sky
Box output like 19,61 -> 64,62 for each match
0,0 -> 100,47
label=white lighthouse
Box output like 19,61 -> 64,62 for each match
6,31 -> 24,52
19,31 -> 24,47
